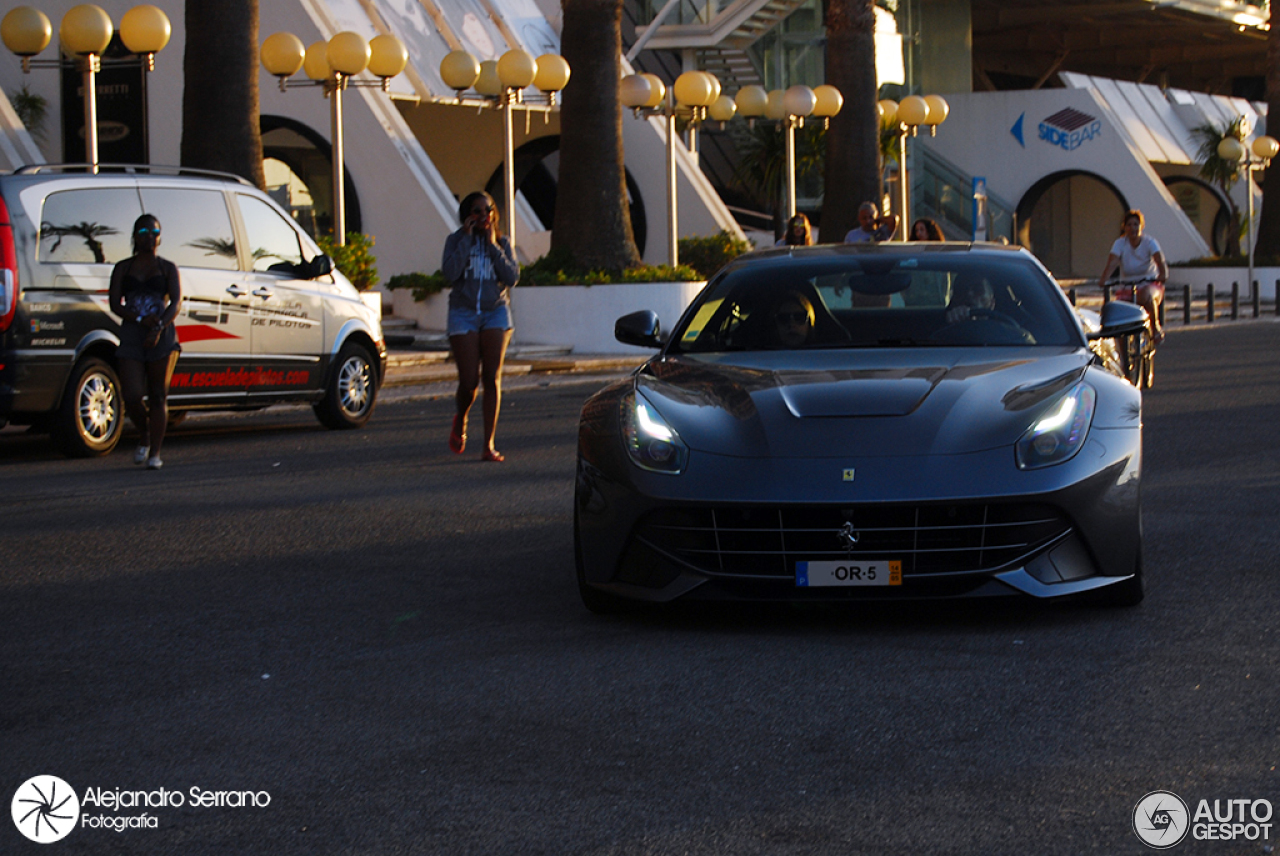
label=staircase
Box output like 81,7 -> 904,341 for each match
696,47 -> 764,93
639,0 -> 809,51
912,145 -> 1016,242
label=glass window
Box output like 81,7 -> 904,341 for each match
39,188 -> 141,264
139,187 -> 239,271
236,194 -> 304,272
671,254 -> 1081,352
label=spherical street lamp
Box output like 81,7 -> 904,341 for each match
326,31 -> 371,77
262,31 -> 306,80
1,7 -> 52,63
440,49 -> 480,94
497,48 -> 537,91
59,4 -> 112,56
119,4 -> 170,67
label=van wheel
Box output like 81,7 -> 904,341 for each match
314,342 -> 377,429
53,357 -> 124,457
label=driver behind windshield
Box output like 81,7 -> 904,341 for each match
771,291 -> 816,347
945,276 -> 996,323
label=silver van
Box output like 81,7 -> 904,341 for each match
0,165 -> 386,456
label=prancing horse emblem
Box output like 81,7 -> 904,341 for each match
837,521 -> 859,550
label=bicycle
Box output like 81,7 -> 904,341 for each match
1110,277 -> 1161,390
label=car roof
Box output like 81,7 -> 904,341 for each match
1,164 -> 254,188
730,241 -> 1032,269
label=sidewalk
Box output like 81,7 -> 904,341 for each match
380,345 -> 648,402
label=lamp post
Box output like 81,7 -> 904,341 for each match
437,49 -> 570,255
1217,130 -> 1279,300
877,93 -> 949,239
620,70 -> 720,267
720,83 -> 842,225
262,30 -> 408,247
3,3 -> 171,172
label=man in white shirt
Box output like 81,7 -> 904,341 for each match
844,202 -> 899,243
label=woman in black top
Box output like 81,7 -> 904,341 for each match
109,214 -> 181,469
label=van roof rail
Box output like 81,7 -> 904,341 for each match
11,164 -> 255,186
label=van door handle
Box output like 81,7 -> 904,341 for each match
226,284 -> 247,297
252,287 -> 273,299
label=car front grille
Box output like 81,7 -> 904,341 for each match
632,503 -> 1071,579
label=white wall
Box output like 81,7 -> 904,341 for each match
922,89 -> 1212,265
0,0 -> 744,291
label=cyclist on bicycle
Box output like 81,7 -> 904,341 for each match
1098,208 -> 1169,343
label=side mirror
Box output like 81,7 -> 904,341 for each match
1087,300 -> 1147,340
615,310 -> 663,349
304,253 -> 333,279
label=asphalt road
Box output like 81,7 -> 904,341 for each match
3,322 -> 1279,855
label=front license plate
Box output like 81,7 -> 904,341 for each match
796,560 -> 902,587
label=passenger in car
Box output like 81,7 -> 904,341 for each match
441,191 -> 520,462
771,292 -> 816,347
108,214 -> 182,470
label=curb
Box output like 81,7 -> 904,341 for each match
384,350 -> 647,388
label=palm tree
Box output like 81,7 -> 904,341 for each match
1257,16 -> 1280,259
41,222 -> 118,264
1191,117 -> 1248,257
180,0 -> 266,189
731,122 -> 825,237
551,0 -> 641,271
821,0 -> 881,243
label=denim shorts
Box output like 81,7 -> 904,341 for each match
447,304 -> 513,336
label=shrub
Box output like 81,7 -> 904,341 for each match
317,232 -> 378,290
677,230 -> 753,280
386,271 -> 449,301
520,246 -> 701,286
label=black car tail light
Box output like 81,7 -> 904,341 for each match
0,194 -> 17,333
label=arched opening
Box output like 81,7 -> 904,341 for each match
260,115 -> 362,239
1162,175 -> 1232,256
1016,171 -> 1128,279
483,135 -> 647,259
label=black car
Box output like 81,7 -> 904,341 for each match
575,243 -> 1149,611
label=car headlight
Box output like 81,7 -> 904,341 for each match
1016,382 -> 1096,470
620,390 -> 689,474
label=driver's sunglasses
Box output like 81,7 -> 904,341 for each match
775,310 -> 808,325
471,204 -> 494,216
136,227 -> 160,236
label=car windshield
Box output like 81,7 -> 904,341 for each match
669,252 -> 1081,353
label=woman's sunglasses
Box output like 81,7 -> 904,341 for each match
471,205 -> 494,216
136,227 -> 161,236
775,310 -> 808,325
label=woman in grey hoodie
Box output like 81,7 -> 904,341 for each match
441,191 -> 520,462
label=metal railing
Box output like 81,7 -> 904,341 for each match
913,147 -> 1015,242
1063,279 -> 1280,323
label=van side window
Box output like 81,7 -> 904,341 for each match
139,187 -> 239,271
237,195 -> 304,272
39,188 -> 140,264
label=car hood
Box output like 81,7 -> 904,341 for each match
635,349 -> 1093,458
